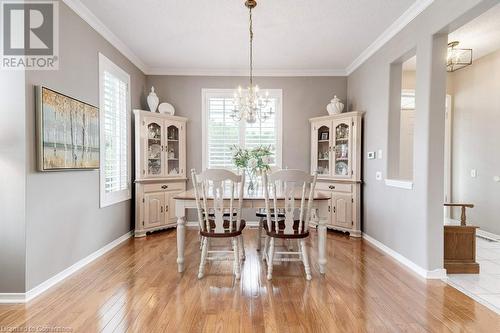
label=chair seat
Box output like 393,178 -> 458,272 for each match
200,219 -> 246,238
255,208 -> 285,218
264,220 -> 309,239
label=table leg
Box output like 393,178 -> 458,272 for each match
315,206 -> 327,275
176,202 -> 186,273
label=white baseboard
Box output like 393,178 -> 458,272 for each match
362,233 -> 447,280
0,231 -> 133,304
0,293 -> 26,304
477,229 -> 500,241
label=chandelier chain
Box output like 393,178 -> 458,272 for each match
249,6 -> 253,87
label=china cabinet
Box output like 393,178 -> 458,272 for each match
309,111 -> 363,237
133,109 -> 188,237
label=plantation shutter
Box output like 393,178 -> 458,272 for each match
99,53 -> 131,208
103,71 -> 128,193
205,91 -> 281,170
207,97 -> 240,169
244,99 -> 277,165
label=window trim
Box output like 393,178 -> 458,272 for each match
201,88 -> 283,171
98,53 -> 132,208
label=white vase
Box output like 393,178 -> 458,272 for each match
326,95 -> 344,115
147,86 -> 159,112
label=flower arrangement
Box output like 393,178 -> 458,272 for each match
231,145 -> 273,175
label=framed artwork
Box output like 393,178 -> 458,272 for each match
320,132 -> 329,141
37,86 -> 100,171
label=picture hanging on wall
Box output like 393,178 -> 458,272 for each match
36,86 -> 100,171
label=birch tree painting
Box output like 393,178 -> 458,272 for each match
40,87 -> 99,170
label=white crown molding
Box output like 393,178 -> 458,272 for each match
147,67 -> 347,77
0,231 -> 132,304
362,232 -> 447,280
346,0 -> 435,75
62,0 -> 149,73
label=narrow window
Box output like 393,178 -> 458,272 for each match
99,53 -> 131,207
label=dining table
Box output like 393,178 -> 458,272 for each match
174,188 -> 330,275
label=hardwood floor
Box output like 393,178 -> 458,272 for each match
1,228 -> 499,332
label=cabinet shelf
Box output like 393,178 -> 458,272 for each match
318,140 -> 329,143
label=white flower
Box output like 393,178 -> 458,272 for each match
248,158 -> 258,169
262,156 -> 270,164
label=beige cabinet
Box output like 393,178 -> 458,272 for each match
133,110 -> 188,237
331,193 -> 353,229
310,112 -> 363,237
144,192 -> 165,228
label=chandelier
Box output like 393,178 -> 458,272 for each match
231,0 -> 273,124
447,41 -> 472,72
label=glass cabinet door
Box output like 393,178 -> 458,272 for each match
313,122 -> 332,177
332,119 -> 352,178
144,119 -> 165,177
165,122 -> 181,177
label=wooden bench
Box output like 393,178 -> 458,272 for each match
443,203 -> 479,274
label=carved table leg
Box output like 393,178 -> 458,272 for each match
316,207 -> 327,274
176,202 -> 186,273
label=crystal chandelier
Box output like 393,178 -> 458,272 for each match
232,0 -> 273,124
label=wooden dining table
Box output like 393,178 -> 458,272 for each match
174,189 -> 331,275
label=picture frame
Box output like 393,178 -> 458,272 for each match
36,86 -> 100,171
320,132 -> 329,141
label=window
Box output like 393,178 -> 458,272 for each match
202,89 -> 282,170
99,53 -> 131,207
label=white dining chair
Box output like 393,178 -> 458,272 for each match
191,169 -> 246,279
262,169 -> 318,280
256,165 -> 285,252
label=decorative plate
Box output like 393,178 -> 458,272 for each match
335,161 -> 348,176
158,102 -> 175,115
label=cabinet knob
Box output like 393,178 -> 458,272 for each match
161,185 -> 168,189
329,185 -> 335,190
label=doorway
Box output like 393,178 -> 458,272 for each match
443,3 -> 500,314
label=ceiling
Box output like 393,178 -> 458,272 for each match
403,3 -> 500,71
74,0 -> 428,75
448,3 -> 500,61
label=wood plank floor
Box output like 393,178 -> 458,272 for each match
1,228 -> 499,332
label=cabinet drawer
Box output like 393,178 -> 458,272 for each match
316,182 -> 352,193
143,182 -> 185,193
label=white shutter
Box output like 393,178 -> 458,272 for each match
207,97 -> 239,169
244,99 -> 277,165
103,71 -> 128,193
203,89 -> 282,171
99,53 -> 131,208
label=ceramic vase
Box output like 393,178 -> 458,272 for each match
147,86 -> 159,112
326,95 -> 344,115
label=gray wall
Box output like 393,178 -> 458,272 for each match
146,76 -> 347,175
0,71 -> 27,293
449,49 -> 500,235
24,1 -> 146,290
347,0 -> 498,271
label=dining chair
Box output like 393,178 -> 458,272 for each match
256,166 -> 285,252
262,169 -> 318,280
191,168 -> 246,279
